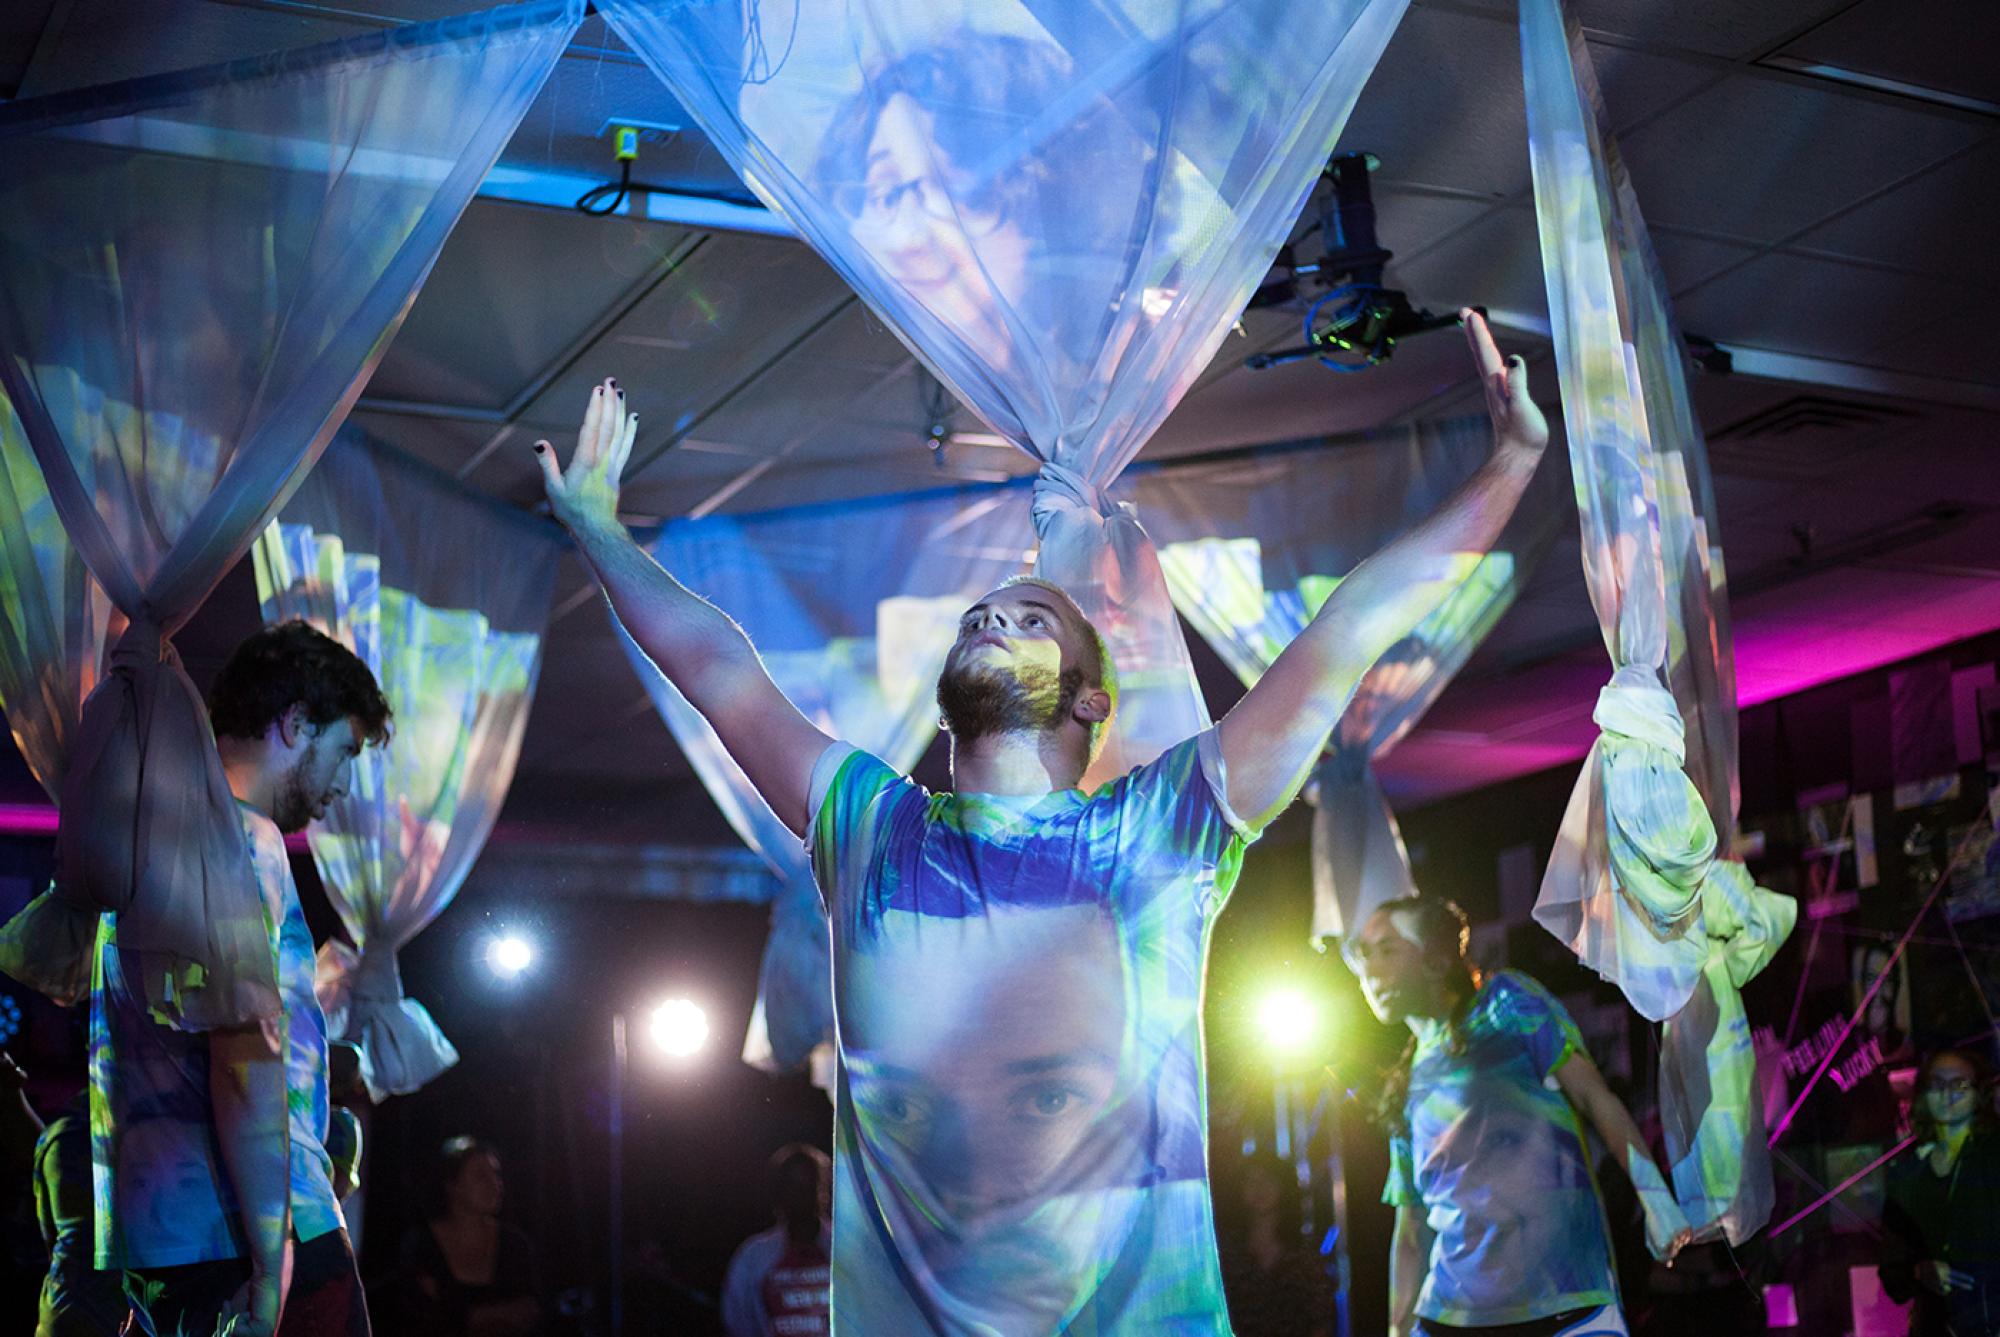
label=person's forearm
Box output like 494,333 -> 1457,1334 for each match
568,516 -> 763,700
1310,438 -> 1543,681
1389,1207 -> 1429,1337
210,1025 -> 292,1284
1581,1085 -> 1691,1254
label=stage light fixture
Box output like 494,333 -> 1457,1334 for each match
486,934 -> 534,978
647,997 -> 709,1058
1256,987 -> 1320,1057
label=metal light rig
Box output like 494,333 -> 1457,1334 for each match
1245,152 -> 1467,373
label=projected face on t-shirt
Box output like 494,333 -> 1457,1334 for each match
843,902 -> 1143,1320
1427,1076 -> 1567,1291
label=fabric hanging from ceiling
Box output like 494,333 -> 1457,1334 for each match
1137,417 -> 1559,942
599,0 -> 1410,788
626,487 -> 1033,1072
0,0 -> 582,1029
0,400 -> 110,803
1521,0 -> 1794,1241
253,433 -> 559,1099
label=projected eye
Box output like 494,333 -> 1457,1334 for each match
868,1086 -> 934,1129
1012,1082 -> 1088,1122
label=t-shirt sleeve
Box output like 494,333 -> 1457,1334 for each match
1383,1133 -> 1420,1207
806,744 -> 909,915
1492,972 -> 1585,1078
1102,728 -> 1257,916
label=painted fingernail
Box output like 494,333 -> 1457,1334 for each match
534,442 -> 547,453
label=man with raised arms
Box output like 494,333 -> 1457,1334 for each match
536,311 -> 1547,1334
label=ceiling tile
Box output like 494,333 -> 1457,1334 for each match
1337,6 -> 1533,199
20,0 -> 464,96
1619,74 -> 1987,243
1672,251 -> 1969,363
1792,138 -> 2000,291
1859,302 -> 2000,391
1773,0 -> 2000,106
369,204 -> 694,411
1433,0 -> 1854,62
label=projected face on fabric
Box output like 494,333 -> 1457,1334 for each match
852,92 -> 1028,350
842,902 -> 1137,1322
820,32 -> 1137,373
1428,1077 -> 1566,1280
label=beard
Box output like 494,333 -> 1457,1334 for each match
271,738 -> 327,834
936,658 -> 1085,745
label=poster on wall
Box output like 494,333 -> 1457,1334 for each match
1800,788 -> 1877,918
1946,819 -> 2000,922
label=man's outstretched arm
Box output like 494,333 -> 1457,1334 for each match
1216,311 -> 1548,830
536,379 -> 834,836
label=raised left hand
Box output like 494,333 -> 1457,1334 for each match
1463,308 -> 1549,457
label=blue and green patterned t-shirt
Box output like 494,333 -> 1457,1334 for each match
1384,970 -> 1617,1327
89,801 -> 343,1269
808,730 -> 1254,1335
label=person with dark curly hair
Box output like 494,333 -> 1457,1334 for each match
91,621 -> 388,1337
1347,897 -> 1691,1337
1878,1047 -> 2000,1336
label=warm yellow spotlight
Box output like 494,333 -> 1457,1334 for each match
1256,987 -> 1320,1056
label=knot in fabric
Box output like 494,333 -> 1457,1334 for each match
107,616 -> 170,671
1593,663 -> 1685,759
1030,461 -> 1124,536
1596,665 -> 1713,937
346,942 -> 406,1005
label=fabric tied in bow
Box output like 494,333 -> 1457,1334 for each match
315,937 -> 457,1102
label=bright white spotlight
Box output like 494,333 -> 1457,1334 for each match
647,997 -> 709,1058
1256,987 -> 1320,1056
487,934 -> 534,977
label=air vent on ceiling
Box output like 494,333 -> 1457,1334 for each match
1705,394 -> 1920,479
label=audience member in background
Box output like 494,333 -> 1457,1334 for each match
92,622 -> 389,1337
395,1136 -> 544,1337
325,1108 -> 362,1207
2,1050 -> 50,1324
323,1042 -> 364,1214
1878,1047 -> 2000,1337
1348,897 -> 1692,1337
720,1144 -> 831,1337
1214,1150 -> 1337,1337
33,1093 -> 126,1336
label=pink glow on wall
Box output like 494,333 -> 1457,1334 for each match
0,804 -> 58,837
1384,564 -> 2000,806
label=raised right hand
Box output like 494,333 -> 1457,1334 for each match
535,377 -> 637,534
